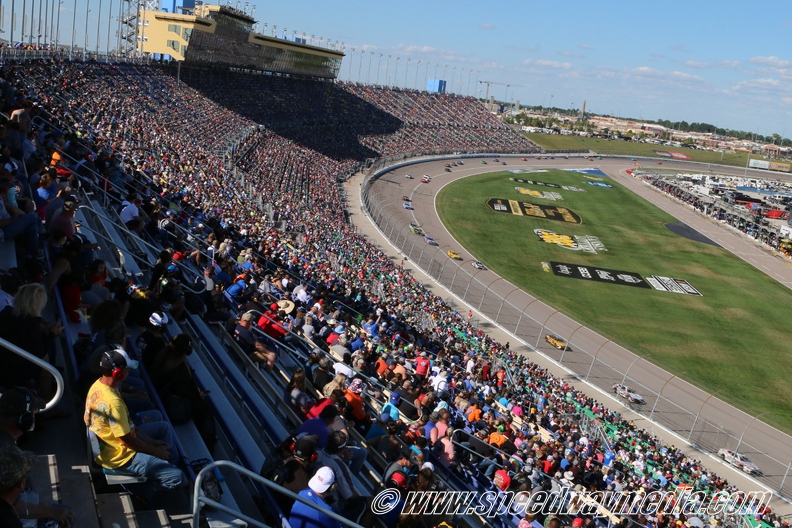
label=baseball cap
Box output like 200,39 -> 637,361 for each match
0,445 -> 37,490
348,379 -> 367,394
308,466 -> 335,493
293,437 -> 317,461
0,388 -> 44,418
97,346 -> 139,370
389,393 -> 401,405
149,312 -> 169,327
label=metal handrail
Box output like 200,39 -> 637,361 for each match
192,460 -> 364,528
0,336 -> 64,411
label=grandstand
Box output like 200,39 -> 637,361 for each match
0,55 -> 777,528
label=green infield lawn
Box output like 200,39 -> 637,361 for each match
437,169 -> 792,432
525,133 -> 761,168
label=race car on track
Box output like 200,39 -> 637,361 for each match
471,260 -> 487,270
409,224 -> 423,235
717,449 -> 762,475
401,195 -> 411,201
457,161 -> 464,165
405,174 -> 414,179
545,334 -> 567,349
403,203 -> 413,210
521,157 -> 528,161
424,236 -> 438,246
612,384 -> 645,404
493,158 -> 499,162
501,162 -> 507,165
481,160 -> 488,164
445,168 -> 452,172
447,250 -> 462,260
630,158 -> 636,161
444,163 -> 451,167
421,176 -> 431,183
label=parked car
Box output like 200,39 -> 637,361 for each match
612,384 -> 645,404
447,250 -> 462,260
471,260 -> 487,270
545,334 -> 567,349
717,449 -> 762,475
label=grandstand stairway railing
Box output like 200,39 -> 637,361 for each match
193,460 -> 365,528
0,336 -> 64,410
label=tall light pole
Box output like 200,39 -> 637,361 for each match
11,0 -> 15,44
393,57 -> 399,87
451,66 -> 456,93
348,47 -> 354,81
467,69 -> 473,96
434,63 -> 438,79
376,53 -> 382,84
69,0 -> 75,56
21,0 -> 26,46
443,64 -> 447,82
95,0 -> 102,54
43,0 -> 49,46
357,48 -> 363,82
414,59 -> 421,89
84,1 -> 90,53
404,57 -> 410,88
366,51 -> 372,84
29,0 -> 34,45
106,0 -> 112,53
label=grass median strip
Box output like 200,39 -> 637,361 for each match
436,169 -> 792,432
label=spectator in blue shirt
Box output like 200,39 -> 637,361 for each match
288,466 -> 341,528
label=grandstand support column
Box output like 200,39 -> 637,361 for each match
495,288 -> 520,324
620,356 -> 642,386
515,298 -> 541,336
70,0 -> 76,57
735,412 -> 768,453
585,340 -> 611,381
560,324 -> 585,364
687,390 -> 724,441
650,372 -> 684,420
462,268 -> 488,301
478,276 -> 503,311
535,310 -> 559,349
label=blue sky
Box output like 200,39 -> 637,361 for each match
4,0 -> 791,136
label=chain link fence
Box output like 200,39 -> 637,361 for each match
361,158 -> 792,501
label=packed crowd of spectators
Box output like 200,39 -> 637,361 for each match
0,57 -> 777,528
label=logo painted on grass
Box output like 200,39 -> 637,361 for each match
586,181 -> 613,188
646,276 -> 703,296
515,187 -> 564,201
655,150 -> 691,161
534,230 -> 607,253
512,178 -> 587,192
549,261 -> 650,288
486,198 -> 582,224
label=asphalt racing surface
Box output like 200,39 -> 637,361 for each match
346,154 -> 792,512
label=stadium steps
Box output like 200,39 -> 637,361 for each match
96,492 -> 171,527
0,238 -> 16,269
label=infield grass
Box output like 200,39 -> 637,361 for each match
436,169 -> 792,432
525,133 -> 763,168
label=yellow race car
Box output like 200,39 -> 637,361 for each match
545,334 -> 568,349
447,250 -> 462,260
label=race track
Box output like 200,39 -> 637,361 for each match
349,154 -> 792,511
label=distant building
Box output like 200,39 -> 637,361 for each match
138,4 -> 343,79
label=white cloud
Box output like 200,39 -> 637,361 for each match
523,59 -> 571,69
559,51 -> 583,58
671,71 -> 703,81
578,44 -> 594,50
749,56 -> 791,68
479,23 -> 495,29
683,60 -> 711,69
360,44 -> 378,52
718,60 -> 741,68
782,97 -> 792,105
